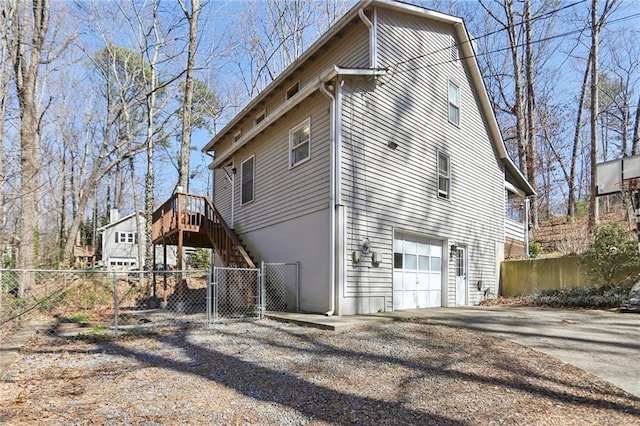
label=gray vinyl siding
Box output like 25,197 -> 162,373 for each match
340,8 -> 504,311
230,92 -> 332,237
213,168 -> 232,224
215,21 -> 369,221
212,21 -> 369,152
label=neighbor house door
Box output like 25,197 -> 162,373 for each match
455,246 -> 467,306
393,233 -> 442,310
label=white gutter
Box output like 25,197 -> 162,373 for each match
319,80 -> 337,316
359,8 -> 377,68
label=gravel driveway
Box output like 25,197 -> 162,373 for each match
1,319 -> 639,425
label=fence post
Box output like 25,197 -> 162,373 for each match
260,261 -> 265,319
212,267 -> 218,323
112,272 -> 119,338
206,268 -> 212,324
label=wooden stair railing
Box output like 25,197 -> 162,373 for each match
152,193 -> 255,269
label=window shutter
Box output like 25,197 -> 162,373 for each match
115,232 -> 119,243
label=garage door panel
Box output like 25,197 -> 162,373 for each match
393,233 -> 443,309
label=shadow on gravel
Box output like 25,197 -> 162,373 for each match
91,321 -> 640,423
97,331 -> 466,425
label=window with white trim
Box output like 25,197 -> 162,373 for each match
115,232 -> 137,244
448,81 -> 460,126
286,81 -> 300,100
241,156 -> 254,205
289,118 -> 310,167
437,151 -> 451,199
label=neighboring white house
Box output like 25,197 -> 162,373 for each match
98,209 -> 180,270
202,0 -> 534,315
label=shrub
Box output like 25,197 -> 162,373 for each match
187,248 -> 211,269
531,286 -> 629,309
528,241 -> 543,258
580,223 -> 639,290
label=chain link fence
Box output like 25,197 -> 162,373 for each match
262,262 -> 299,312
1,263 -> 299,345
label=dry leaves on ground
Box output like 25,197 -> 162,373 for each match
1,319 -> 639,425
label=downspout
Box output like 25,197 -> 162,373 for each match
319,80 -> 336,316
524,197 -> 530,257
205,151 -> 215,203
358,8 -> 377,68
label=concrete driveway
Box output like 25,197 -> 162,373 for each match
381,306 -> 640,398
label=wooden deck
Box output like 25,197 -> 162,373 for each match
152,192 -> 255,269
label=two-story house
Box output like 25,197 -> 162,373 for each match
202,0 -> 534,315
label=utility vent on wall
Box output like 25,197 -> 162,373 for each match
450,38 -> 458,62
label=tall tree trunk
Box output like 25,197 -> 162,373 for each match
8,0 -> 50,289
177,0 -> 201,192
589,0 -> 600,231
524,0 -> 538,227
0,2 -> 10,268
568,51 -> 592,220
505,0 -> 528,184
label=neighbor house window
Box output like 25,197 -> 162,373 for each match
241,156 -> 255,204
286,81 -> 300,100
437,151 -> 451,199
232,130 -> 242,143
448,81 -> 460,126
289,118 -> 310,167
115,232 -> 136,244
255,109 -> 266,125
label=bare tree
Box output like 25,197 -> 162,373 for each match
6,0 -> 50,284
177,0 -> 201,193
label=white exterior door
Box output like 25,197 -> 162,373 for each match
393,234 -> 442,310
455,246 -> 467,306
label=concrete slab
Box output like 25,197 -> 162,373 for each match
378,307 -> 640,398
265,312 -> 392,331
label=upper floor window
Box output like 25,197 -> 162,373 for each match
289,118 -> 310,168
241,156 -> 255,205
448,81 -> 460,126
286,81 -> 300,100
232,130 -> 242,143
115,232 -> 137,244
437,151 -> 451,199
255,109 -> 266,125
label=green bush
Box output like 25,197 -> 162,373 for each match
187,248 -> 211,269
580,223 -> 639,290
528,241 -> 543,258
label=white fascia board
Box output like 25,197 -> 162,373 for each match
372,0 -> 463,25
209,66 -> 387,170
453,23 -> 535,197
505,181 -> 526,198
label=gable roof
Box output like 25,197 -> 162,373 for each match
203,0 -> 534,196
97,211 -> 145,232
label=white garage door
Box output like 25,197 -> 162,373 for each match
393,234 -> 442,310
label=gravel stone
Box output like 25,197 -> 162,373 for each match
1,319 -> 639,425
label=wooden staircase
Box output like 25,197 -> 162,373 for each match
151,193 -> 255,269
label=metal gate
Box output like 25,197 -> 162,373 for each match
208,267 -> 260,323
